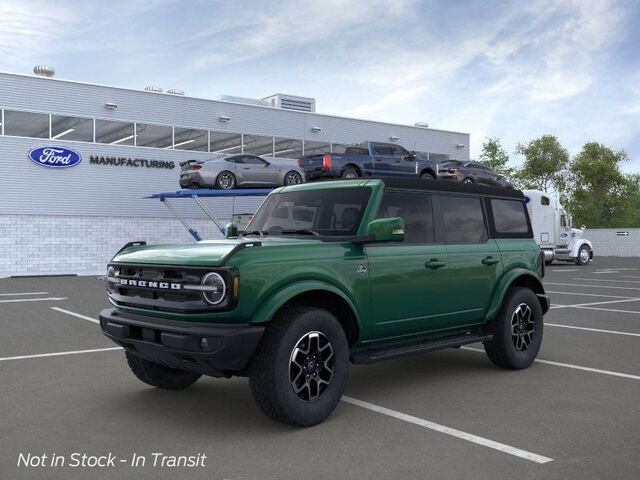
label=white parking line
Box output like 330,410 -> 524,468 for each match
341,396 -> 553,464
551,298 -> 640,309
0,347 -> 122,362
620,275 -> 640,279
461,347 -> 640,380
573,278 -> 640,284
551,269 -> 578,272
51,307 -> 99,324
545,282 -> 640,291
546,323 -> 640,337
546,291 -> 639,299
569,306 -> 640,315
0,292 -> 49,296
0,297 -> 67,304
593,271 -> 619,274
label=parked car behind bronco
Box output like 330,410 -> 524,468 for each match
299,141 -> 438,181
100,178 -> 549,427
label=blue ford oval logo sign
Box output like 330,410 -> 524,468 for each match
28,146 -> 82,168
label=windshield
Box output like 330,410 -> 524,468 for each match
245,187 -> 372,237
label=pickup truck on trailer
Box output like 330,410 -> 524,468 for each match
100,178 -> 549,426
298,141 -> 438,181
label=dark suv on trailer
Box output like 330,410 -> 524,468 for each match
100,178 -> 548,426
438,160 -> 514,188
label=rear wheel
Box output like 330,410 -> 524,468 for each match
483,287 -> 543,369
463,177 -> 474,184
341,167 -> 359,179
576,245 -> 591,265
248,307 -> 349,427
284,170 -> 303,186
216,171 -> 236,189
125,352 -> 201,390
420,171 -> 436,180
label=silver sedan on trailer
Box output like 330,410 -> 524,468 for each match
179,154 -> 305,189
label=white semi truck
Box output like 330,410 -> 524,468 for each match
523,190 -> 593,266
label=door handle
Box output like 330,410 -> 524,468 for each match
482,256 -> 500,266
425,259 -> 446,269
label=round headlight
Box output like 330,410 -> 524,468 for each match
106,266 -> 116,293
201,272 -> 226,305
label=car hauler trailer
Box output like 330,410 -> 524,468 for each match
523,190 -> 593,265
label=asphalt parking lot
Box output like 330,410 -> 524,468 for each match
1,257 -> 639,480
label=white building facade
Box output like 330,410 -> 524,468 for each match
0,71 -> 470,277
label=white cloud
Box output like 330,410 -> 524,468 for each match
0,1 -> 74,64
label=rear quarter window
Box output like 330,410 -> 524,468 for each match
490,199 -> 531,237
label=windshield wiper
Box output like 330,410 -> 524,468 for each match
241,230 -> 267,237
280,228 -> 322,237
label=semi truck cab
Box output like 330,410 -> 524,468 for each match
523,190 -> 593,265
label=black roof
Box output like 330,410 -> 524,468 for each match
377,177 -> 524,199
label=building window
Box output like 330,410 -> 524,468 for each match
51,115 -> 93,142
274,137 -> 303,158
331,143 -> 349,154
4,110 -> 49,138
95,119 -> 135,145
303,140 -> 331,156
243,134 -> 274,156
210,131 -> 242,154
135,123 -> 173,148
173,127 -> 208,151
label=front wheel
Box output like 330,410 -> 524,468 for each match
576,245 -> 591,265
483,287 -> 543,370
125,352 -> 201,390
284,170 -> 303,186
248,307 -> 349,427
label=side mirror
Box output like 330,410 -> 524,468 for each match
581,224 -> 586,231
404,151 -> 416,160
366,217 -> 405,242
225,223 -> 239,238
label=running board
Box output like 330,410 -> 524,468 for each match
350,333 -> 492,365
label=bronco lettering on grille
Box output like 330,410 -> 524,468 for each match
119,279 -> 182,290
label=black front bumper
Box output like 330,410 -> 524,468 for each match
99,308 -> 264,377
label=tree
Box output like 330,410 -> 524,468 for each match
514,135 -> 569,192
567,142 -> 633,228
479,137 -> 513,178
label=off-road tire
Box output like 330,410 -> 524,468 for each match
125,351 -> 201,390
483,287 -> 543,370
420,171 -> 436,180
576,245 -> 591,265
248,307 -> 349,427
341,167 -> 359,179
215,171 -> 236,189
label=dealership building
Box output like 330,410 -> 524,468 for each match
0,68 -> 470,277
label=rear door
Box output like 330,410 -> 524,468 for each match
366,190 -> 452,340
435,194 -> 503,327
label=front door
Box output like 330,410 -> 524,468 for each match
435,194 -> 503,326
366,190 -> 452,340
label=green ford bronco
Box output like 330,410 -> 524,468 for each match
100,178 -> 549,426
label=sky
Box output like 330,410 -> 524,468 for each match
1,0 -> 639,171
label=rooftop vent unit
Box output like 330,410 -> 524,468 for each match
144,85 -> 163,93
263,94 -> 316,112
216,95 -> 270,107
167,88 -> 185,96
33,65 -> 55,78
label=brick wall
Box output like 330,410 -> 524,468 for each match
0,215 -> 225,277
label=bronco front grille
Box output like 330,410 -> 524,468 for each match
107,263 -> 236,313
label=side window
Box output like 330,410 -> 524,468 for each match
376,191 -> 434,243
226,156 -> 243,164
389,145 -> 408,159
242,156 -> 267,165
373,144 -> 391,156
439,195 -> 487,244
491,199 -> 529,234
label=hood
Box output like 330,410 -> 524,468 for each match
112,237 -> 320,266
